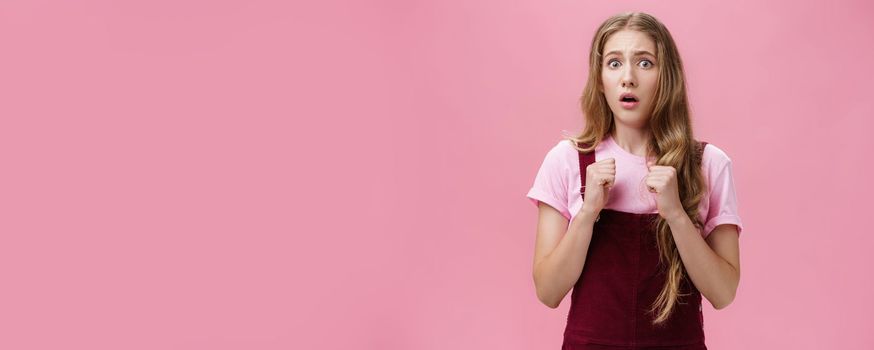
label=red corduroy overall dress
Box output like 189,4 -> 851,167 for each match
562,141 -> 709,350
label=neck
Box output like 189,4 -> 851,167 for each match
611,125 -> 652,158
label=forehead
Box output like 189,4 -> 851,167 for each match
603,29 -> 656,56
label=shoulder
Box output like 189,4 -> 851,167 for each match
543,139 -> 579,165
701,142 -> 733,170
553,138 -> 580,153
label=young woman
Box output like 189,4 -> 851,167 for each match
526,12 -> 744,350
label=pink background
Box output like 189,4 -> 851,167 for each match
1,1 -> 872,349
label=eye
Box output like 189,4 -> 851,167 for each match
639,59 -> 654,69
607,59 -> 620,69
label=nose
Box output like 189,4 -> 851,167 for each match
621,66 -> 636,88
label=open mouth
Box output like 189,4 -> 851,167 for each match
619,93 -> 639,102
619,93 -> 639,109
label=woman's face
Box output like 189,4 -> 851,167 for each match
601,29 -> 659,129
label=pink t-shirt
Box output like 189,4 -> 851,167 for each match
526,134 -> 743,238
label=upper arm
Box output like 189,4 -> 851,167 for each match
705,223 -> 740,276
527,140 -> 574,270
533,201 -> 569,268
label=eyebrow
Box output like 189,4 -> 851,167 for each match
604,50 -> 656,57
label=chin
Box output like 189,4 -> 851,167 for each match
613,112 -> 649,128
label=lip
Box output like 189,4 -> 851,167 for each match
619,92 -> 639,110
620,100 -> 639,109
619,92 -> 639,101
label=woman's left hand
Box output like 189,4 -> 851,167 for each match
645,160 -> 685,221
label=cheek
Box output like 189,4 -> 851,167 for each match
644,73 -> 659,90
601,75 -> 617,95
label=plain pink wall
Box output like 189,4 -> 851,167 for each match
1,0 -> 872,349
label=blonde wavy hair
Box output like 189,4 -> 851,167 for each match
564,11 -> 707,325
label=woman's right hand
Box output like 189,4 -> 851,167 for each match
581,157 -> 615,215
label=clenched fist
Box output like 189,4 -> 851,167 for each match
645,160 -> 684,221
580,157 -> 615,216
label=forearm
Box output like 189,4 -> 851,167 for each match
534,210 -> 599,308
666,214 -> 739,309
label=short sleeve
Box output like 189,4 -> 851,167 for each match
703,157 -> 744,238
526,142 -> 571,221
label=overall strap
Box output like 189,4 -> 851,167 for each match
697,141 -> 709,164
577,141 -> 596,200
577,140 -> 709,200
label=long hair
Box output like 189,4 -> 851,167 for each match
564,12 -> 708,325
